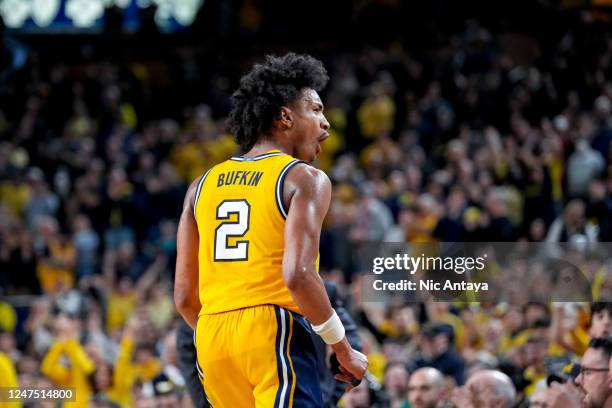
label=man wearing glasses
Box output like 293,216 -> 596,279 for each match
548,337 -> 612,407
576,337 -> 612,407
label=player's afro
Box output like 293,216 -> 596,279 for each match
228,53 -> 329,151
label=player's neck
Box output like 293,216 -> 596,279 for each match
244,139 -> 293,158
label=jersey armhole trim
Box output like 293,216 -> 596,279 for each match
275,160 -> 306,220
193,169 -> 212,218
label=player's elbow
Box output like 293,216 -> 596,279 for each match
173,286 -> 192,314
283,265 -> 313,291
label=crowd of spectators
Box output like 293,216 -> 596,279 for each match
1,6 -> 612,408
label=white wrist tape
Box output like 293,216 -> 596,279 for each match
311,311 -> 345,345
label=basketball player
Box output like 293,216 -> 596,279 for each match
174,53 -> 368,407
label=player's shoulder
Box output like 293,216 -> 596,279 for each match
187,164 -> 216,192
286,161 -> 331,193
186,162 -> 222,208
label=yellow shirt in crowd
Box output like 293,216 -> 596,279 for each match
0,352 -> 21,408
40,339 -> 95,408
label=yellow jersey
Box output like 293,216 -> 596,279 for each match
194,150 -> 304,315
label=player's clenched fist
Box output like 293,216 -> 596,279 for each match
332,342 -> 368,390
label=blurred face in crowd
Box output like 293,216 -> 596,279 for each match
0,332 -> 15,353
590,309 -> 612,338
446,188 -> 466,217
525,304 -> 548,328
18,373 -> 35,388
92,364 -> 112,392
382,340 -> 404,364
564,201 -> 585,228
391,306 -> 416,335
529,219 -> 546,241
485,193 -> 505,217
523,338 -> 547,371
503,307 -> 524,333
420,333 -> 449,360
157,393 -> 180,408
117,242 -> 135,264
453,370 -> 515,408
17,355 -> 38,375
576,348 -> 612,408
342,381 -> 370,408
134,397 -> 156,408
117,276 -> 133,295
72,214 -> 91,233
408,368 -> 445,408
589,179 -> 606,201
283,88 -> 330,164
465,376 -> 501,407
135,346 -> 156,365
384,363 -> 409,399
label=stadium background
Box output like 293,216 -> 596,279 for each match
1,0 -> 612,407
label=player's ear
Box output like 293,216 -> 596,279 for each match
279,107 -> 293,129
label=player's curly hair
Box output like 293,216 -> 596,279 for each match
228,53 -> 329,151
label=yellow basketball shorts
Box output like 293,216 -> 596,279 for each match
194,305 -> 323,407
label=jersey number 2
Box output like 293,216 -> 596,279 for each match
214,199 -> 250,261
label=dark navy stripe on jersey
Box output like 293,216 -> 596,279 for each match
285,312 -> 323,408
282,310 -> 294,408
275,160 -> 305,219
230,152 -> 284,162
274,306 -> 292,408
193,169 -> 211,218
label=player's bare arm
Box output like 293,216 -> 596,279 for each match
282,163 -> 368,383
174,178 -> 202,329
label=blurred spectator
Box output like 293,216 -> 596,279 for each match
591,95 -> 612,158
574,337 -> 612,408
341,379 -> 386,408
0,220 -> 37,293
590,302 -> 612,339
480,188 -> 515,242
72,214 -> 100,279
567,139 -> 605,198
357,82 -> 396,140
40,314 -> 95,407
587,179 -> 612,241
432,187 -> 467,242
546,199 -> 598,246
1,7 -> 612,408
450,370 -> 516,408
23,168 -> 60,232
382,362 -> 410,408
406,194 -> 441,243
350,183 -> 394,243
415,322 -> 465,385
408,367 -> 448,408
35,216 -> 76,294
